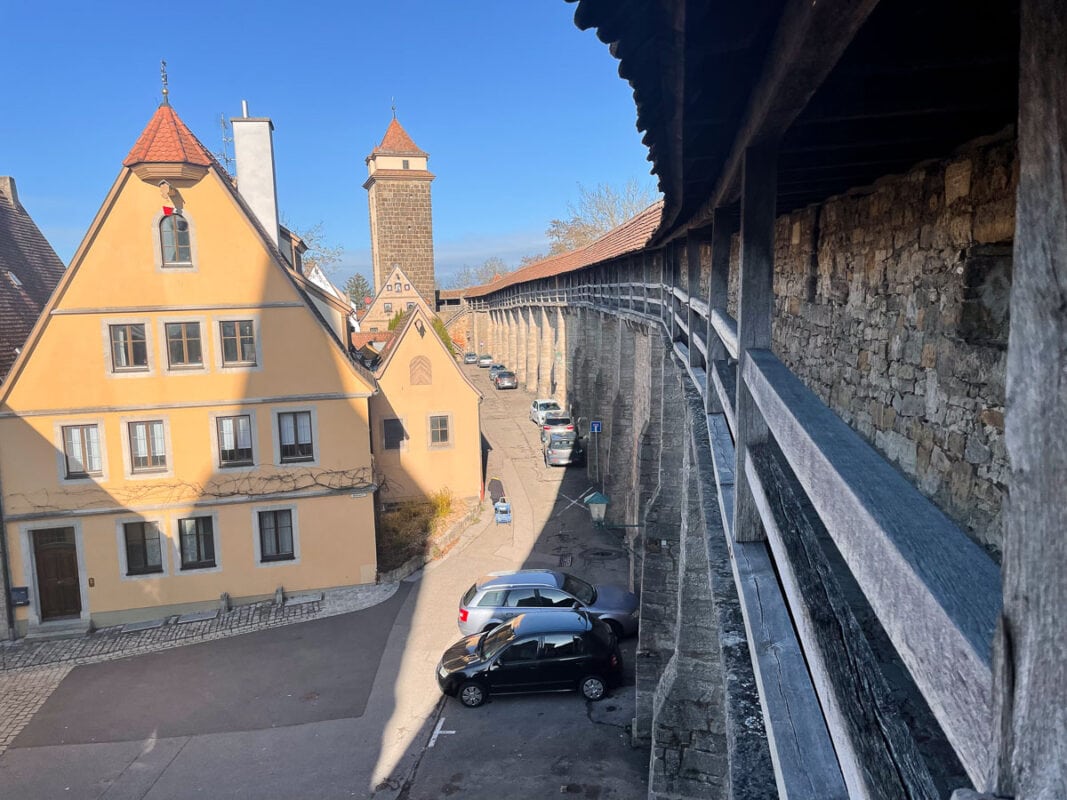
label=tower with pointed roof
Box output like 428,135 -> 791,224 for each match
363,117 -> 436,303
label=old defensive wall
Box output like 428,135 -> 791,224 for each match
465,129 -> 1018,799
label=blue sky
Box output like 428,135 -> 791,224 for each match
1,1 -> 655,288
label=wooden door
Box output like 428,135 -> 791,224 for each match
33,527 -> 81,620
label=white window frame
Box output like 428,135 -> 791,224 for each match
251,504 -> 300,567
102,317 -> 155,377
54,418 -> 109,484
115,516 -> 169,580
119,414 -> 174,480
214,314 -> 263,372
172,511 -> 222,575
271,407 -> 319,466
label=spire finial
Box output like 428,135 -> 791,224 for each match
391,97 -> 397,119
160,59 -> 170,106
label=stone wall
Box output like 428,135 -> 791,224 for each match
367,179 -> 435,303
724,133 -> 1015,556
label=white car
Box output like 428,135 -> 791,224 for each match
530,399 -> 563,425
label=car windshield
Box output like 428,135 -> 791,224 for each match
561,573 -> 596,604
480,623 -> 516,659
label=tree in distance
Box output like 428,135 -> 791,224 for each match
289,221 -> 344,274
546,179 -> 659,254
447,256 -> 511,289
344,273 -> 372,304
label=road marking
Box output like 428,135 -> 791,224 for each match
428,716 -> 456,748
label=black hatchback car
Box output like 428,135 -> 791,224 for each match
436,611 -> 622,708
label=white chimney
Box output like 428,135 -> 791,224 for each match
231,102 -> 280,247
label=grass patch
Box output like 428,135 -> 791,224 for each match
377,488 -> 456,573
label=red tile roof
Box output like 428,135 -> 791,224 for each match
123,104 -> 214,167
464,200 -> 663,298
436,288 -> 466,300
351,331 -> 393,349
373,118 -> 427,157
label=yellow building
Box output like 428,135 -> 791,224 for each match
0,101 -> 379,636
359,264 -> 434,333
369,307 -> 482,503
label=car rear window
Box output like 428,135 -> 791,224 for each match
476,589 -> 507,607
544,416 -> 572,426
461,583 -> 477,606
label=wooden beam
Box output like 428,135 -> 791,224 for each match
747,443 -> 941,800
742,348 -> 1000,785
669,0 -> 881,241
992,0 -> 1067,795
706,207 -> 734,413
733,144 -> 776,543
686,230 -> 706,372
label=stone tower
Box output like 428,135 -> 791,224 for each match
364,117 -> 436,303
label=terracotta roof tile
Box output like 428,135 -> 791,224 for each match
123,104 -> 214,167
464,200 -> 663,298
351,331 -> 393,349
373,118 -> 427,156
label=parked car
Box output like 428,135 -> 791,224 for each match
494,370 -> 518,389
540,414 -> 575,442
478,354 -> 493,367
529,398 -> 563,425
457,569 -> 639,638
544,432 -> 585,466
437,610 -> 623,707
463,352 -> 478,364
488,363 -> 507,379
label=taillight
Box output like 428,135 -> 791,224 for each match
610,653 -> 619,667
459,608 -> 469,622
566,425 -> 574,431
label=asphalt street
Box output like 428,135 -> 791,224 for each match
0,364 -> 650,799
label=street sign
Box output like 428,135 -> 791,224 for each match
590,420 -> 602,433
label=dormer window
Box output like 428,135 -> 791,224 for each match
6,271 -> 22,288
160,214 -> 191,266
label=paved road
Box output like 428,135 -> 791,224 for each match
0,365 -> 649,799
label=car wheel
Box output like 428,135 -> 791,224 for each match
605,619 -> 624,640
579,675 -> 606,701
458,681 -> 487,708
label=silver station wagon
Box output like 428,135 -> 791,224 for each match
457,569 -> 639,639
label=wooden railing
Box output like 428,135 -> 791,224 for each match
473,267 -> 1001,797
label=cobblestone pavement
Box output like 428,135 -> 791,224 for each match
0,581 -> 397,756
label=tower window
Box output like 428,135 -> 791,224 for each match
160,214 -> 192,266
402,159 -> 410,170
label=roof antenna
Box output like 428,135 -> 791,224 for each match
160,59 -> 170,106
215,113 -> 234,173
